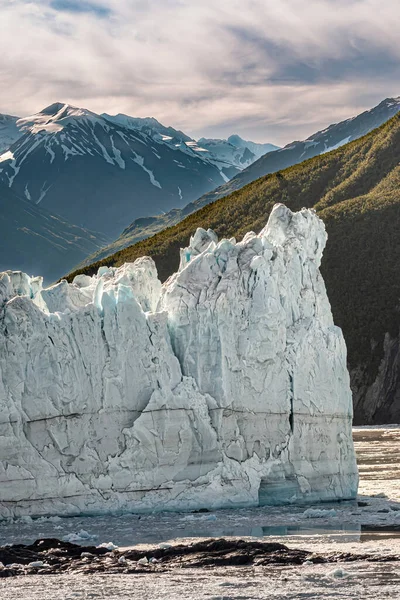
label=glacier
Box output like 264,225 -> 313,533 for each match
0,204 -> 358,519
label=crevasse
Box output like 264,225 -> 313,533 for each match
0,204 -> 358,519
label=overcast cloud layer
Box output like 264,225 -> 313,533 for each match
1,0 -> 400,144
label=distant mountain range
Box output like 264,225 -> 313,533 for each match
0,104 -> 277,239
69,110 -> 400,425
102,115 -> 278,172
79,96 -> 400,267
0,103 -> 228,238
226,134 -> 279,159
0,102 -> 277,280
197,135 -> 279,170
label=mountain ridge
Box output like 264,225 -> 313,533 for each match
0,181 -> 109,283
77,95 -> 400,268
0,103 -> 277,240
0,103 -> 231,238
196,95 -> 400,201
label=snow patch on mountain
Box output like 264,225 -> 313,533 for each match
0,151 -> 20,187
0,150 -> 14,163
132,153 -> 162,188
0,205 -> 358,518
321,136 -> 352,154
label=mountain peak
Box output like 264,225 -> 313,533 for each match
37,102 -> 97,120
40,102 -> 73,116
17,102 -> 100,134
381,96 -> 400,107
227,134 -> 244,144
227,134 -> 280,158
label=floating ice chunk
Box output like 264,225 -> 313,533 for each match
36,515 -> 63,523
63,530 -> 95,542
327,567 -> 351,579
17,515 -> 33,524
97,542 -> 118,551
303,508 -> 338,519
0,150 -> 14,163
181,513 -> 217,522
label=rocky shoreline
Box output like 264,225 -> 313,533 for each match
1,537 -> 399,578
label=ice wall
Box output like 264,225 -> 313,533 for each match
0,205 -> 358,518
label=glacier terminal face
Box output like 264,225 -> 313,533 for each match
0,205 -> 358,518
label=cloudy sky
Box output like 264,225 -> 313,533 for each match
1,0 -> 400,145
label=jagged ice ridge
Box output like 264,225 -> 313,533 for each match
0,205 -> 358,518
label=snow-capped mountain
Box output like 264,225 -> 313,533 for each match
102,114 -> 193,143
81,95 -> 400,266
103,114 -> 240,178
197,138 -> 256,170
227,135 -> 280,160
209,96 -> 400,196
103,114 -> 278,175
198,136 -> 280,170
0,103 -> 240,238
0,181 -> 109,283
0,114 -> 23,153
103,113 -> 240,180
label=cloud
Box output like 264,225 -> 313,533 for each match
0,0 -> 399,144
